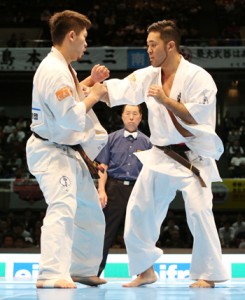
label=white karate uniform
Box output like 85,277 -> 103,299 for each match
105,56 -> 229,281
26,47 -> 107,282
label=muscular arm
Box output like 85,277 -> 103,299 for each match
81,64 -> 110,87
162,97 -> 197,125
148,85 -> 197,125
80,65 -> 110,111
81,83 -> 103,112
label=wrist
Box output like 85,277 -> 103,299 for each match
87,75 -> 96,87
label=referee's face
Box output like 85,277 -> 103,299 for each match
122,105 -> 142,133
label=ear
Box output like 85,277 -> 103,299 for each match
67,30 -> 76,42
168,41 -> 175,51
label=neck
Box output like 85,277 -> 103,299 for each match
161,53 -> 181,78
125,128 -> 137,133
54,45 -> 72,65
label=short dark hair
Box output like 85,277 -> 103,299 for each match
49,10 -> 91,46
122,105 -> 142,115
147,20 -> 181,51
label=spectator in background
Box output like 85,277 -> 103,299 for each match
0,220 -> 9,244
6,33 -> 18,47
3,119 -> 16,135
0,126 -> 5,145
164,229 -> 186,248
232,214 -> 245,236
158,218 -> 180,247
162,218 -> 180,233
239,240 -> 245,248
18,32 -> 27,47
16,118 -> 27,130
14,236 -> 26,248
234,215 -> 245,248
38,9 -> 52,47
12,221 -> 32,240
7,127 -> 25,144
218,221 -> 235,248
228,140 -> 244,158
1,234 -> 15,248
229,151 -> 245,177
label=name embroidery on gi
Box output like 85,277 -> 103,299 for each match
56,87 -> 72,101
177,92 -> 181,102
202,91 -> 209,104
31,107 -> 43,125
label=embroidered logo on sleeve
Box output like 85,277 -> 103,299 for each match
127,73 -> 136,81
56,87 -> 72,101
201,91 -> 209,104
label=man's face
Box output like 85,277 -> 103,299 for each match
147,31 -> 168,67
71,28 -> 88,61
122,105 -> 142,132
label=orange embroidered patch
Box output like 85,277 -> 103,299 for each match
56,87 -> 72,101
127,73 -> 136,81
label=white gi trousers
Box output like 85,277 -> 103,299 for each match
26,135 -> 105,281
124,165 -> 229,281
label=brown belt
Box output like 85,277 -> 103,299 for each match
33,132 -> 104,179
70,144 -> 104,179
154,145 -> 206,188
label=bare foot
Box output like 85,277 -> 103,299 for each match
123,266 -> 157,287
36,279 -> 77,289
190,279 -> 215,288
71,276 -> 107,286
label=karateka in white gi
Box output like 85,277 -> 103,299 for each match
26,10 -> 109,288
101,20 -> 229,288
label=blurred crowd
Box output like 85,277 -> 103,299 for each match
222,111 -> 245,178
0,117 -> 31,179
0,209 -> 45,248
1,208 -> 244,249
0,0 -> 244,47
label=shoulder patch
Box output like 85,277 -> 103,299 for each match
56,87 -> 72,101
127,73 -> 136,81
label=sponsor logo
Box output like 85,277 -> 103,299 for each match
231,263 -> 245,278
0,263 -> 6,277
104,263 -> 130,278
127,49 -> 148,69
13,263 -> 39,279
154,263 -> 190,280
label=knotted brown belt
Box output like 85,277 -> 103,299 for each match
33,132 -> 104,179
154,145 -> 207,188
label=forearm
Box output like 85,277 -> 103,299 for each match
164,97 -> 197,125
82,94 -> 99,112
81,76 -> 95,88
98,164 -> 108,192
